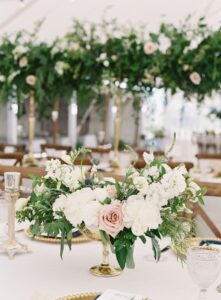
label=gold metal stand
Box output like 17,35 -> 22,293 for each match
90,241 -> 122,277
0,192 -> 29,259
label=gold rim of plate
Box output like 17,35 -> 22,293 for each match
24,228 -> 90,244
171,237 -> 221,257
57,292 -> 100,300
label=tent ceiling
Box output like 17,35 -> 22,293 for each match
0,0 -> 220,41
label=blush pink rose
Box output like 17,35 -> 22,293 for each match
99,203 -> 124,238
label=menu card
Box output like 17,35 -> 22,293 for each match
98,289 -> 144,300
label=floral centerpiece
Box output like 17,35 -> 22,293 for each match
17,146 -> 205,276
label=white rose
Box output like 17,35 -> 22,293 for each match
19,57 -> 28,68
52,194 -> 67,218
0,74 -> 6,82
93,187 -> 109,202
15,197 -> 29,211
133,176 -> 147,190
143,152 -> 154,165
26,75 -> 37,86
190,72 -> 201,85
144,41 -> 158,55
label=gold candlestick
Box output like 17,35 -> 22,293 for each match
24,91 -> 37,166
0,192 -> 29,259
111,89 -> 122,168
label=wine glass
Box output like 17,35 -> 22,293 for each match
187,246 -> 221,299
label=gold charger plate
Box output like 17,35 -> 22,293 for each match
24,228 -> 90,244
57,292 -> 100,300
57,293 -> 149,300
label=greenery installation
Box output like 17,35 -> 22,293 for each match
0,17 -> 220,118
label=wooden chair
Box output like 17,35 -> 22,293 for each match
88,146 -> 112,154
196,153 -> 221,160
133,159 -> 194,171
136,149 -> 165,158
0,152 -> 24,166
40,143 -> 72,153
0,143 -> 26,153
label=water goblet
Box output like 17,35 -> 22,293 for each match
187,246 -> 221,299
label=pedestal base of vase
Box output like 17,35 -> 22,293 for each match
23,155 -> 38,167
90,264 -> 122,277
0,238 -> 30,259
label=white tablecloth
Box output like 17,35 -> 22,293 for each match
0,233 -> 221,300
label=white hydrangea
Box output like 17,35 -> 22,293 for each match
64,188 -> 97,227
160,169 -> 187,200
122,194 -> 162,236
52,194 -> 67,218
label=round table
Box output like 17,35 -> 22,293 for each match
0,232 -> 220,300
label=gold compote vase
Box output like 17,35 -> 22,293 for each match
80,227 -> 122,277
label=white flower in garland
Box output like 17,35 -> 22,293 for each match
144,41 -> 158,55
103,60 -> 109,67
13,45 -> 29,59
8,71 -> 20,82
0,74 -> 6,82
99,53 -> 107,61
19,57 -> 28,68
189,72 -> 201,85
55,61 -> 69,76
26,75 -> 37,86
183,64 -> 190,71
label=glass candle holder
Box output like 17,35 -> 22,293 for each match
4,172 -> 20,192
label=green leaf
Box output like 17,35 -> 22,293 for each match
151,237 -> 161,261
116,247 -> 127,270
